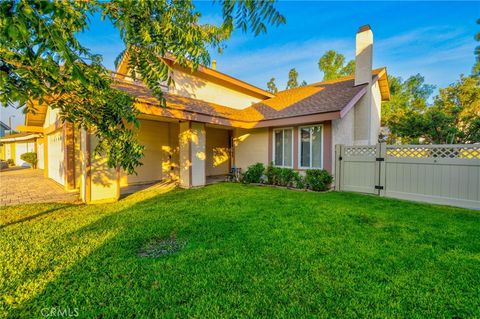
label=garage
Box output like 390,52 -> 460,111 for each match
48,131 -> 65,185
37,140 -> 44,169
15,141 -> 35,167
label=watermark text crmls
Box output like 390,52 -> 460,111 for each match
41,307 -> 79,317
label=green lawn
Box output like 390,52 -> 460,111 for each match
1,183 -> 479,318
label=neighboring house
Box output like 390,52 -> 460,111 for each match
0,121 -> 10,137
0,132 -> 43,167
18,25 -> 389,203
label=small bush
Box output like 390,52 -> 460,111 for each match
278,168 -> 296,187
305,169 -> 333,191
20,152 -> 37,168
242,163 -> 265,184
6,158 -> 14,166
293,171 -> 305,189
265,162 -> 282,185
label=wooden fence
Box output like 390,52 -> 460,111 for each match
335,143 -> 480,210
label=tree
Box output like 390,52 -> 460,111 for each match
0,0 -> 285,173
300,80 -> 308,87
267,78 -> 278,93
382,74 -> 435,143
384,74 -> 479,144
318,50 -> 355,80
286,68 -> 299,89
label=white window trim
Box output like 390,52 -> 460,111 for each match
272,127 -> 294,168
298,124 -> 324,169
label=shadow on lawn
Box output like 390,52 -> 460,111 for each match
0,205 -> 69,229
5,186 -> 480,318
6,188 -> 262,318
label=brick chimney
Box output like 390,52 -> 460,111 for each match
355,25 -> 373,86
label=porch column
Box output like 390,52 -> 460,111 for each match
179,121 -> 206,188
80,129 -> 120,204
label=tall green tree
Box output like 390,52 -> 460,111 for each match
0,0 -> 285,172
384,74 -> 479,144
318,50 -> 355,80
382,74 -> 435,143
267,77 -> 278,93
286,68 -> 299,89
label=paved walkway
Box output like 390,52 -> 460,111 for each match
0,169 -> 79,206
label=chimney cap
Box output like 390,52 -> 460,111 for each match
358,25 -> 371,33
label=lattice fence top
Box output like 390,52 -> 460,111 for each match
386,145 -> 480,159
344,146 -> 376,157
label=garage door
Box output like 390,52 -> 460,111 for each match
5,144 -> 11,161
15,141 -> 35,167
48,132 -> 65,185
37,141 -> 44,169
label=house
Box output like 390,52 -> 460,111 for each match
0,132 -> 43,166
18,25 -> 389,203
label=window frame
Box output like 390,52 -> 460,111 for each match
272,127 -> 294,168
298,124 -> 324,169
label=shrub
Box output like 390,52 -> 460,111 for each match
305,169 -> 333,191
278,168 -> 296,187
265,162 -> 282,185
242,163 -> 265,184
20,152 -> 37,168
6,158 -> 14,166
293,171 -> 305,189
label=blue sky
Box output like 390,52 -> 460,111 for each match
2,1 -> 479,129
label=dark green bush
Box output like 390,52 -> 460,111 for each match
20,152 -> 37,168
265,162 -> 282,185
242,163 -> 265,184
293,171 -> 305,189
278,168 -> 296,187
6,158 -> 14,166
305,169 -> 333,191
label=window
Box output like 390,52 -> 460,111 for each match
299,125 -> 323,169
273,128 -> 293,167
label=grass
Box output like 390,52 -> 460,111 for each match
0,183 -> 479,318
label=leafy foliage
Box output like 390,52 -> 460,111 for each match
318,50 -> 355,80
382,74 -> 435,144
266,77 -> 278,93
286,68 -> 299,89
242,162 -> 265,184
304,169 -> 333,191
384,73 -> 479,144
0,0 -> 285,173
19,152 -> 37,168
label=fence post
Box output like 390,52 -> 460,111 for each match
378,142 -> 386,196
335,144 -> 343,191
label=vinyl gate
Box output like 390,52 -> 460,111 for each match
335,143 -> 480,210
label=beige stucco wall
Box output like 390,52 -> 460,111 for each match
179,121 -> 191,187
190,122 -> 206,187
120,120 -> 179,186
205,127 -> 230,176
170,69 -> 262,109
354,81 -> 383,145
233,128 -> 269,170
89,133 -> 118,203
370,80 -> 382,145
332,108 -> 355,177
43,106 -> 61,128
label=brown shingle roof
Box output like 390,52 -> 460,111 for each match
112,67 -> 387,125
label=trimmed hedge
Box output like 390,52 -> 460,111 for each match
242,163 -> 265,184
20,152 -> 37,168
241,162 -> 333,191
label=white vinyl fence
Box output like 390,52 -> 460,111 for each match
335,143 -> 480,210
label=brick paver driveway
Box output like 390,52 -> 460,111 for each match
0,169 -> 79,206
